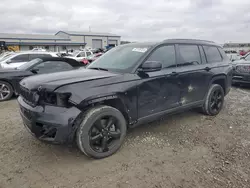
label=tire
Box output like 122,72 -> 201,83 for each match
201,84 -> 225,116
0,81 -> 13,102
76,105 -> 127,159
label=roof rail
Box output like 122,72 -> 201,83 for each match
163,39 -> 215,43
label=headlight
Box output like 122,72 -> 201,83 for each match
41,92 -> 72,107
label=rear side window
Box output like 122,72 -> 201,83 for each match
10,54 -> 29,63
178,45 -> 201,66
203,46 -> 222,63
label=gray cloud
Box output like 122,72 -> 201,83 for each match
0,0 -> 250,43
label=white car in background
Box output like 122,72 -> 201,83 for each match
65,50 -> 93,62
0,52 -> 15,61
0,51 -> 58,69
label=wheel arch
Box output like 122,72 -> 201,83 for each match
0,79 -> 14,91
77,93 -> 131,126
209,74 -> 227,94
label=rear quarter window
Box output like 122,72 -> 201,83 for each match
217,47 -> 230,60
203,45 -> 222,63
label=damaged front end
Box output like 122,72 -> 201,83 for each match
18,85 -> 82,144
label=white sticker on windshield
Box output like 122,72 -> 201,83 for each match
132,48 -> 148,53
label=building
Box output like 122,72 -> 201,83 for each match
55,31 -> 121,49
0,31 -> 121,52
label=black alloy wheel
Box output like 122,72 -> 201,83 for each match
201,84 -> 225,116
210,89 -> 223,114
77,105 -> 127,159
0,81 -> 13,101
89,116 -> 121,153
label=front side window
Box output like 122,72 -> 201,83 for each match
203,46 -> 222,63
10,54 -> 29,63
146,45 -> 176,68
178,45 -> 201,67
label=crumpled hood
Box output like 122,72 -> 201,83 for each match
20,68 -> 118,91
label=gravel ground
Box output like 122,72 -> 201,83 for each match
0,87 -> 250,188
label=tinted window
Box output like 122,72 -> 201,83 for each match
29,54 -> 51,60
147,45 -> 176,68
33,61 -> 73,73
10,54 -> 29,63
199,46 -> 207,64
203,46 -> 222,63
178,45 -> 201,66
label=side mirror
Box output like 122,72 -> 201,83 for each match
30,68 -> 39,74
240,56 -> 245,60
6,60 -> 12,64
138,61 -> 162,72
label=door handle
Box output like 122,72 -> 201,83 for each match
170,72 -> 178,76
166,72 -> 178,78
204,67 -> 211,71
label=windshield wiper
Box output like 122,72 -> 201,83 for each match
88,67 -> 109,71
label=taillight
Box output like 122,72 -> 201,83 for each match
81,59 -> 89,65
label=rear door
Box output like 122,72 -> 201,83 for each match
176,44 -> 213,105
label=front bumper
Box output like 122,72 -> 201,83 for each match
18,96 -> 81,144
232,72 -> 250,84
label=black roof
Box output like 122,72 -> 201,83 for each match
163,39 -> 220,46
39,57 -> 83,67
120,39 -> 221,48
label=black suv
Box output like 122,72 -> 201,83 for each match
18,39 -> 232,159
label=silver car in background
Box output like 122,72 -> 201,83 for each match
0,51 -> 58,69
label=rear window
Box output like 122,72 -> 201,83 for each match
203,46 -> 222,63
29,54 -> 51,60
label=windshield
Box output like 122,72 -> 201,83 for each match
72,51 -> 80,57
87,44 -> 152,73
17,58 -> 42,70
0,53 -> 15,61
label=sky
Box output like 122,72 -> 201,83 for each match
0,0 -> 250,43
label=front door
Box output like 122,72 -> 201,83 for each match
175,44 -> 213,105
137,45 -> 181,118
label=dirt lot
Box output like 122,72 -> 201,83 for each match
0,87 -> 250,188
